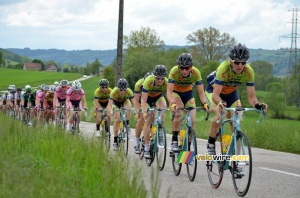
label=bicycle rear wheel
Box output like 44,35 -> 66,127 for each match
207,132 -> 224,188
186,128 -> 197,182
104,120 -> 111,151
231,131 -> 252,197
156,126 -> 166,171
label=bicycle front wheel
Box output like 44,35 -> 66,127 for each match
186,128 -> 197,182
121,122 -> 129,156
104,120 -> 111,151
155,126 -> 166,171
207,132 -> 224,188
231,131 -> 252,197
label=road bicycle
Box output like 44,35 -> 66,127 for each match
206,106 -> 265,197
70,108 -> 85,134
55,105 -> 67,128
170,107 -> 209,182
95,108 -> 111,150
139,107 -> 167,171
113,107 -> 131,156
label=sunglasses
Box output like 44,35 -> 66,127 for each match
179,67 -> 191,71
119,89 -> 126,92
155,77 -> 165,81
232,60 -> 247,65
101,86 -> 108,89
62,86 -> 67,88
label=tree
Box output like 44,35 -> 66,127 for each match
250,60 -> 273,77
124,26 -> 165,52
102,66 -> 115,87
186,27 -> 236,65
0,51 -> 3,67
32,59 -> 45,70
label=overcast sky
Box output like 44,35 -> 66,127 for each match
0,0 -> 299,50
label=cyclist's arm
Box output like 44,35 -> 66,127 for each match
106,98 -> 113,116
66,95 -> 71,109
81,94 -> 87,109
53,92 -> 57,107
141,91 -> 148,115
196,83 -> 207,104
43,98 -> 48,109
134,93 -> 141,110
93,98 -> 100,111
167,82 -> 175,105
212,84 -> 223,105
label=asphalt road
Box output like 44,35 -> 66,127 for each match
79,122 -> 300,198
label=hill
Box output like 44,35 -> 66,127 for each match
3,47 -> 293,76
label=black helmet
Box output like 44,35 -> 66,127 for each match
17,88 -> 22,92
117,78 -> 128,90
144,72 -> 153,79
229,43 -> 249,61
99,79 -> 109,86
177,53 -> 193,67
153,65 -> 167,77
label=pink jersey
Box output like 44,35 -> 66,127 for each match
66,88 -> 85,100
55,85 -> 71,99
36,89 -> 45,101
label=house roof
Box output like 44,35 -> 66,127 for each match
24,62 -> 42,69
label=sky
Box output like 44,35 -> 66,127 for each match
0,0 -> 299,51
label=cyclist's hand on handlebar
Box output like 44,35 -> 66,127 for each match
203,102 -> 209,111
218,101 -> 226,110
255,102 -> 268,112
170,102 -> 177,112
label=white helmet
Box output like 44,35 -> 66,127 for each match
25,85 -> 31,89
54,81 -> 59,86
60,80 -> 69,86
72,80 -> 81,91
49,86 -> 55,93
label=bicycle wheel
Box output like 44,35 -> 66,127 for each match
207,132 -> 224,188
104,120 -> 110,150
122,121 -> 129,156
186,128 -> 198,182
171,150 -> 182,176
156,126 -> 166,171
139,136 -> 145,160
231,131 -> 252,197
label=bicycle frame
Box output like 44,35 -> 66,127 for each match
114,107 -> 131,155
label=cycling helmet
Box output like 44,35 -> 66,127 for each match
72,80 -> 81,91
177,53 -> 193,67
99,79 -> 109,86
117,78 -> 128,90
25,85 -> 31,89
49,86 -> 55,93
229,43 -> 249,61
153,65 -> 167,77
17,88 -> 22,92
54,81 -> 59,86
10,89 -> 16,94
32,89 -> 37,95
43,85 -> 50,91
26,87 -> 32,93
39,84 -> 46,90
60,80 -> 69,86
144,72 -> 153,79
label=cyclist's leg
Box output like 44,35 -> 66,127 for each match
112,103 -> 121,149
171,92 -> 183,151
123,99 -> 132,133
156,96 -> 167,124
143,103 -> 153,158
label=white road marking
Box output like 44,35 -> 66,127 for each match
259,167 -> 300,178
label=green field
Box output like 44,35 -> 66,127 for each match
0,68 -> 82,90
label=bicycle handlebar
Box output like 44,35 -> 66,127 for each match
171,106 -> 210,121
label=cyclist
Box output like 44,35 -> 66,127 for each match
28,89 -> 37,126
21,87 -> 32,123
205,43 -> 268,155
167,53 -> 209,152
14,88 -> 23,119
35,84 -> 47,125
54,81 -> 59,87
141,65 -> 168,159
53,80 -> 70,126
133,72 -> 153,154
44,86 -> 55,124
93,79 -> 112,137
66,80 -> 88,131
0,91 -> 9,113
106,78 -> 135,150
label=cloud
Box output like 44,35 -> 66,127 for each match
0,0 -> 298,50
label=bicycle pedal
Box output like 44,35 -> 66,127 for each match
169,152 -> 175,157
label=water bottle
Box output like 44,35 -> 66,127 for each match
179,129 -> 186,146
222,134 -> 232,153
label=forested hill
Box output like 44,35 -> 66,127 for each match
5,47 -> 291,76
